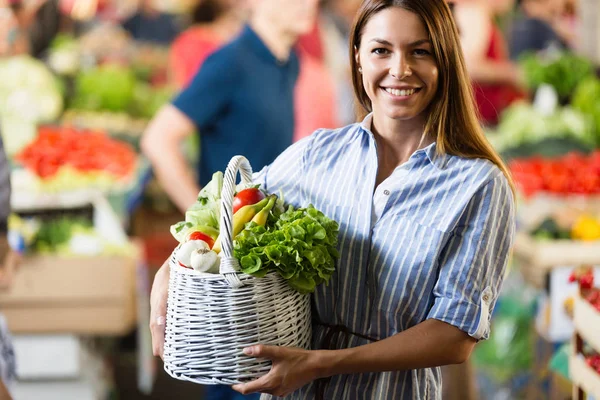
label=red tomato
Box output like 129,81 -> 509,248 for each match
232,188 -> 265,214
188,231 -> 215,249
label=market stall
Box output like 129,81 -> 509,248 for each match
0,12 -> 178,397
478,44 -> 600,398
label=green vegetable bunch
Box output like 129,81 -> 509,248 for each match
572,77 -> 600,144
234,205 -> 340,294
520,52 -> 594,99
72,64 -> 137,112
34,218 -> 92,252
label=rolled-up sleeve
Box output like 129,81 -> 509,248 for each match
427,173 -> 515,340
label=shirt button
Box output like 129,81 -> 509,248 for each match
383,190 -> 391,196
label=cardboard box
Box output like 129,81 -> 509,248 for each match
0,253 -> 137,335
14,335 -> 80,380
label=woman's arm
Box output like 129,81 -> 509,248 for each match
322,319 -> 476,375
232,319 -> 475,397
141,104 -> 200,213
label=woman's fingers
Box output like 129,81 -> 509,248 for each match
149,259 -> 170,359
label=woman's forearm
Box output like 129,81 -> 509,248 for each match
318,319 -> 477,379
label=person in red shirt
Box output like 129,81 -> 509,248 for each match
452,0 -> 526,126
169,0 -> 247,89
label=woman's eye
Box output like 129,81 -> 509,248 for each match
414,49 -> 431,56
372,48 -> 389,55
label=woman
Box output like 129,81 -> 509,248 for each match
150,0 -> 516,398
169,0 -> 247,89
453,0 -> 525,125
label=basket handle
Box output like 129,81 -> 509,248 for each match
218,156 -> 253,288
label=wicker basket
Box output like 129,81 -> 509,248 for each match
163,156 -> 312,385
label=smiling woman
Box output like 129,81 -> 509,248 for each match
149,1 -> 517,399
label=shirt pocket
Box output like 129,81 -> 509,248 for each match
370,216 -> 451,332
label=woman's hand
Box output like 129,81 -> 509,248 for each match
149,259 -> 170,359
232,345 -> 324,397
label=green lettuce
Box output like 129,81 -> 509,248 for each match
171,171 -> 223,242
233,205 -> 339,293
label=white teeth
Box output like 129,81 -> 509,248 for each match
385,88 -> 417,96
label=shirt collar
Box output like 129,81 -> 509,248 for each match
359,113 -> 448,170
241,24 -> 295,66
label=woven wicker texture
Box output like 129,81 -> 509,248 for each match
163,156 -> 312,385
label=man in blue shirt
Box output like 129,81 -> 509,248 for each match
142,0 -> 319,214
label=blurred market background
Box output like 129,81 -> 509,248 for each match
0,0 -> 600,399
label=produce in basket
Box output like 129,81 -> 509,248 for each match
169,170 -> 340,293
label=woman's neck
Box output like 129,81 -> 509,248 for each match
371,113 -> 433,167
370,113 -> 434,187
249,17 -> 297,62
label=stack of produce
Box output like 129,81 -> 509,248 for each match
491,102 -> 593,157
15,126 -> 137,191
509,152 -> 600,197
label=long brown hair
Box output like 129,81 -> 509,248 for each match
349,0 -> 515,193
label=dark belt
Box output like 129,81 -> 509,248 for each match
314,322 -> 378,400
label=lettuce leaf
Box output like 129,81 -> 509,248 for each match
233,205 -> 339,293
171,171 -> 223,242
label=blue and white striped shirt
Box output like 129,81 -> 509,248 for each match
255,114 -> 515,399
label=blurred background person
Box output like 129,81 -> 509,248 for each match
292,1 -> 342,142
320,0 -> 363,126
509,0 -> 570,59
169,0 -> 247,90
0,0 -> 30,56
453,0 -> 526,126
122,0 -> 181,45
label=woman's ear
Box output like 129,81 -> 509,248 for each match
354,46 -> 361,72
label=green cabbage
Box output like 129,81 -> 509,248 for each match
0,55 -> 63,122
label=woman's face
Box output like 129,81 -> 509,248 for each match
356,7 -> 439,123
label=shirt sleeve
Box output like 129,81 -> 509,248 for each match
427,173 -> 515,340
171,48 -> 239,130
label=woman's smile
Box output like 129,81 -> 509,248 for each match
381,86 -> 423,100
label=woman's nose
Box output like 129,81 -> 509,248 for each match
390,54 -> 413,79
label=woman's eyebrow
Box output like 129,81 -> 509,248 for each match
368,38 -> 432,46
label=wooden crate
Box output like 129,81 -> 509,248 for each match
571,292 -> 600,400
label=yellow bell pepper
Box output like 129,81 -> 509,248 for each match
571,215 -> 600,241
